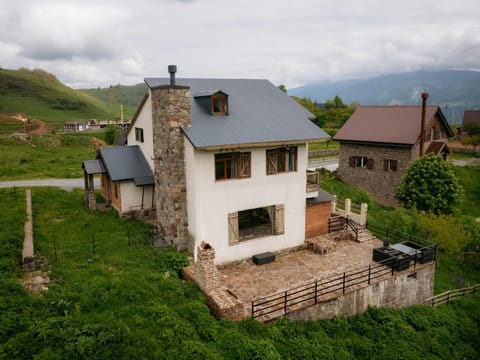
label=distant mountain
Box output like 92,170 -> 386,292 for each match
79,84 -> 147,115
289,70 -> 480,124
0,68 -> 122,129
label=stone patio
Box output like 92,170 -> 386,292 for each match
218,237 -> 384,306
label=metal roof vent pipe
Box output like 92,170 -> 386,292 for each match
168,65 -> 177,86
420,91 -> 429,157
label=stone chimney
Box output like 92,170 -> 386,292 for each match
419,91 -> 429,157
151,65 -> 193,252
195,241 -> 220,290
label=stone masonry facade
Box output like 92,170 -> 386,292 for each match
151,86 -> 194,252
337,143 -> 415,206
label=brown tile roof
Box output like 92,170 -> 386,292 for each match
334,105 -> 451,145
463,110 -> 480,127
425,141 -> 449,155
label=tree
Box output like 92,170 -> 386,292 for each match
104,125 -> 118,145
461,134 -> 480,154
396,153 -> 462,214
277,84 -> 287,93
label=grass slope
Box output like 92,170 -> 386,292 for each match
79,83 -> 147,118
0,68 -> 121,129
0,187 -> 479,359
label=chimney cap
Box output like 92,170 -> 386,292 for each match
168,65 -> 177,73
421,91 -> 429,100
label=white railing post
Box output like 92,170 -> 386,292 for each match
359,203 -> 368,226
331,195 -> 337,214
345,199 -> 351,217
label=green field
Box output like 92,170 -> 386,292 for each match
0,68 -> 135,129
0,187 -> 479,359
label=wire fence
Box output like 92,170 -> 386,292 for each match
37,227 -> 157,262
366,218 -> 429,245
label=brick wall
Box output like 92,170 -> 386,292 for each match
305,202 -> 330,239
337,143 -> 415,206
151,86 -> 193,252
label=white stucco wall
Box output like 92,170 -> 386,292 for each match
126,93 -> 154,170
120,182 -> 155,212
186,142 -> 308,264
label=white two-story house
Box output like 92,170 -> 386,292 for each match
93,66 -> 330,264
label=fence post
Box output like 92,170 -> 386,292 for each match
53,238 -> 58,262
368,265 -> 371,284
284,291 -> 288,314
92,233 -> 96,254
251,301 -> 254,319
447,292 -> 450,304
342,272 -> 346,294
314,280 -> 318,304
391,258 -> 395,275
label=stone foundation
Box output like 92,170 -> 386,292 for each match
286,262 -> 435,321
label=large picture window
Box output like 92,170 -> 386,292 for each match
215,152 -> 251,181
228,204 -> 284,244
266,147 -> 297,175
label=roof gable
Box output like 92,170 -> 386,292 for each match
98,146 -> 154,185
144,78 -> 329,149
334,105 -> 453,145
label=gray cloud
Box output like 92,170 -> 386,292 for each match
0,0 -> 479,88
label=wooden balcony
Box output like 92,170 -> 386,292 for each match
306,170 -> 319,193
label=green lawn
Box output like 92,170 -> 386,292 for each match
308,140 -> 339,151
1,187 -> 479,358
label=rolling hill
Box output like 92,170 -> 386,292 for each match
0,68 -> 126,129
79,83 -> 147,113
289,70 -> 480,124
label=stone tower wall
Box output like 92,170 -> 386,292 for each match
151,86 -> 193,252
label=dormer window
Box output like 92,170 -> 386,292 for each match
194,90 -> 229,116
212,94 -> 227,115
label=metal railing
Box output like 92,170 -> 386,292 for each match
251,251 -> 435,320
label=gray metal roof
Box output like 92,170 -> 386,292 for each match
82,159 -> 106,174
98,146 -> 154,185
144,78 -> 330,149
306,188 -> 336,204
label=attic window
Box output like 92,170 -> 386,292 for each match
211,94 -> 227,115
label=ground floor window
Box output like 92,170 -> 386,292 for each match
228,204 -> 284,244
384,159 -> 398,171
349,156 -> 373,169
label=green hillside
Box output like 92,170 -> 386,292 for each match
0,68 -> 123,129
79,83 -> 147,117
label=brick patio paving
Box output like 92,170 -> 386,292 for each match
218,238 -> 384,304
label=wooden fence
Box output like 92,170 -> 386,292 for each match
425,284 -> 480,306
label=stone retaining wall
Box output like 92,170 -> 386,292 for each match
22,189 -> 35,270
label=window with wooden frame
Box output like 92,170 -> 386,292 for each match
348,156 -> 373,169
266,147 -> 297,175
383,159 -> 398,172
211,94 -> 228,115
215,152 -> 251,181
135,127 -> 144,143
228,204 -> 284,244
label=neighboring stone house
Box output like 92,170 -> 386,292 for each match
334,98 -> 454,206
120,66 -> 331,264
463,110 -> 480,133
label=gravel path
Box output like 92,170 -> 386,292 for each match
0,178 -> 100,191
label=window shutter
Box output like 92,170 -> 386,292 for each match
348,156 -> 355,167
367,158 -> 374,170
383,160 -> 388,171
267,151 -> 277,175
228,212 -> 239,244
237,152 -> 251,178
231,152 -> 238,179
274,204 -> 285,235
391,160 -> 397,171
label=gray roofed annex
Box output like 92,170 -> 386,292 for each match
98,145 -> 154,185
144,78 -> 330,149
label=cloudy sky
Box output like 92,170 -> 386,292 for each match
1,0 -> 479,88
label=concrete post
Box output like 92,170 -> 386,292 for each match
331,195 -> 337,214
345,199 -> 351,216
359,203 -> 368,226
